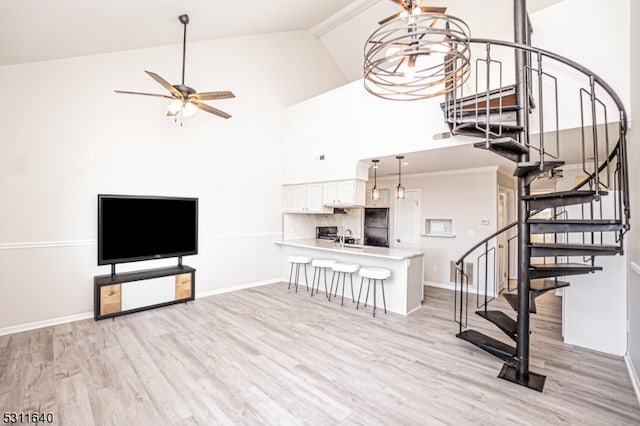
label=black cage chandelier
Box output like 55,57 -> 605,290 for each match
364,1 -> 471,101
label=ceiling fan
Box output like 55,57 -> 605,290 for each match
378,0 -> 447,25
115,14 -> 234,121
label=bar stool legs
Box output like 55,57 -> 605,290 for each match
357,267 -> 391,317
328,263 -> 359,306
310,259 -> 337,297
287,256 -> 311,293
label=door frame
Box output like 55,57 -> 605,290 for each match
393,189 -> 421,249
498,186 -> 516,293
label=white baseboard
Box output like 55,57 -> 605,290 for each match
0,279 -> 284,337
625,353 -> 640,405
424,280 -> 455,290
0,312 -> 93,337
195,278 -> 281,299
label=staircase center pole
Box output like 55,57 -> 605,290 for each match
514,0 -> 531,383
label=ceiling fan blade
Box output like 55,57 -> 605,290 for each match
145,70 -> 182,97
114,90 -> 175,99
167,110 -> 179,117
190,100 -> 231,119
188,91 -> 235,101
378,11 -> 402,25
391,0 -> 409,8
420,6 -> 447,13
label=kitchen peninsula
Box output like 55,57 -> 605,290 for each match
276,239 -> 424,315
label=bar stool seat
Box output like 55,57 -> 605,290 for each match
287,255 -> 311,293
310,259 -> 337,297
359,267 -> 391,280
329,262 -> 359,306
357,267 -> 391,317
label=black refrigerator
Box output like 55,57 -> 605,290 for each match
364,208 -> 390,247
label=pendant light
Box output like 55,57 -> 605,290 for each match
364,2 -> 471,101
395,155 -> 405,199
371,159 -> 381,201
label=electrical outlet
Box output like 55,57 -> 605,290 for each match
467,230 -> 476,237
432,265 -> 439,272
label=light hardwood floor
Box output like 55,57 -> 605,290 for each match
1,284 -> 639,425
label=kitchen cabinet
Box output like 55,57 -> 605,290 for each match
283,183 -> 331,213
322,180 -> 365,206
365,188 -> 390,208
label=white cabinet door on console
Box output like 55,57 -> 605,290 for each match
121,276 -> 174,311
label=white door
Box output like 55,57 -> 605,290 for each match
394,189 -> 420,249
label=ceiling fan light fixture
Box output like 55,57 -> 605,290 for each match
114,14 -> 234,121
167,99 -> 183,114
182,102 -> 199,118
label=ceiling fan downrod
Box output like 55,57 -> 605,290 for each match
179,14 -> 189,87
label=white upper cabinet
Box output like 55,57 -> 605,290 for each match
322,180 -> 365,207
284,179 -> 365,213
283,183 -> 331,213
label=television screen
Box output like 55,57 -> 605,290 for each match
98,194 -> 198,265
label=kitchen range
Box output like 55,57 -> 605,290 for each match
316,226 -> 357,245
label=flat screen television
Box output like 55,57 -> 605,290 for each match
98,194 -> 198,265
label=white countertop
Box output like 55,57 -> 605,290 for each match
275,239 -> 424,260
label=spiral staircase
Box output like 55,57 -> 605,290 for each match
444,4 -> 630,391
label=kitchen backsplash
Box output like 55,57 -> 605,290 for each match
283,209 -> 363,240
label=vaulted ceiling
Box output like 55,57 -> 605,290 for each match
1,0 -> 562,67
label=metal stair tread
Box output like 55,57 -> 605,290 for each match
456,329 -> 516,363
455,122 -> 524,132
440,84 -> 517,109
528,218 -> 620,225
475,310 -> 517,340
502,292 -> 537,313
529,243 -> 621,257
514,160 -> 565,177
523,189 -> 607,201
474,137 -> 528,152
529,242 -> 620,250
529,262 -> 603,278
530,278 -> 570,293
524,190 -> 608,209
528,218 -> 624,233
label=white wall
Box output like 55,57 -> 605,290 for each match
370,168 -> 498,287
0,30 -> 347,330
627,0 -> 640,398
530,0 -> 631,132
282,78 -> 477,184
551,165 -> 628,355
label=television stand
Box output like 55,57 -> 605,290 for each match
94,265 -> 195,320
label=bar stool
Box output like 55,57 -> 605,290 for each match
357,267 -> 391,317
310,259 -> 337,297
287,255 -> 311,293
329,262 -> 359,306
